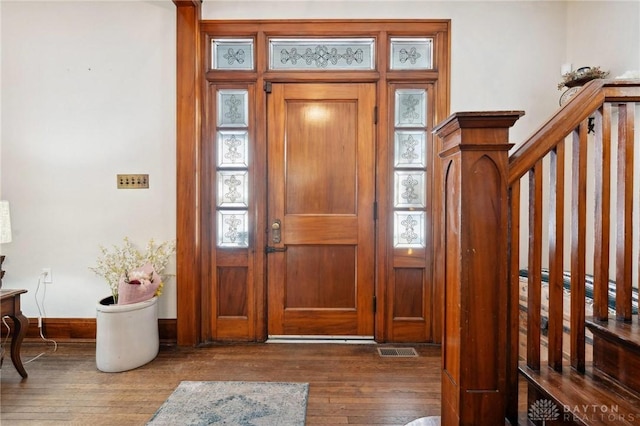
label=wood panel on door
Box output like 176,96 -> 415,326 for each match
267,83 -> 376,337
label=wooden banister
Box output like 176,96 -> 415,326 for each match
506,180 -> 521,424
593,104 -> 611,321
508,79 -> 605,183
570,121 -> 588,372
437,79 -> 640,424
616,102 -> 636,321
547,142 -> 565,372
508,79 -> 640,184
527,161 -> 543,371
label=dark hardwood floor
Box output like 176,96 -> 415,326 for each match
1,341 -> 443,425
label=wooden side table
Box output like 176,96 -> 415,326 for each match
1,289 -> 29,378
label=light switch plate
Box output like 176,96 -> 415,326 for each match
117,174 -> 149,189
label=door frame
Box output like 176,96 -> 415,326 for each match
174,11 -> 451,346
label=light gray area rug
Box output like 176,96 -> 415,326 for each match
404,417 -> 441,426
148,381 -> 308,426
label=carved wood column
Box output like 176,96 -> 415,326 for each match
174,0 -> 201,346
434,111 -> 522,425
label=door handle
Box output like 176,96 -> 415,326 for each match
265,246 -> 288,254
271,219 -> 282,243
266,219 -> 285,254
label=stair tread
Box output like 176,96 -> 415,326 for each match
586,317 -> 640,352
520,363 -> 640,425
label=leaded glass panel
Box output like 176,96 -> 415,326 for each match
212,38 -> 254,70
217,210 -> 249,248
217,90 -> 249,127
269,38 -> 375,70
217,130 -> 249,168
395,89 -> 426,128
393,211 -> 425,248
394,171 -> 425,208
394,130 -> 426,168
389,37 -> 433,70
217,171 -> 249,208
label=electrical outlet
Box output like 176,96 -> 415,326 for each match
42,268 -> 52,283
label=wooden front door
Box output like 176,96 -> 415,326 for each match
266,83 -> 376,337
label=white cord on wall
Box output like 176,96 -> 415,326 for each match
1,272 -> 59,367
29,272 -> 59,361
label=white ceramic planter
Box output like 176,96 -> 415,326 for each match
95,296 -> 159,373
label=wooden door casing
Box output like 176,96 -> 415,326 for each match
267,83 -> 376,337
177,19 -> 451,345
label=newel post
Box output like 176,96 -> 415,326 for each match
433,111 -> 523,425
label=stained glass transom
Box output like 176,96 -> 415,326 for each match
212,38 -> 254,70
389,37 -> 433,70
269,38 -> 375,70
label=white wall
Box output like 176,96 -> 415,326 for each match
1,1 -> 177,317
566,1 -> 640,78
1,1 -> 638,320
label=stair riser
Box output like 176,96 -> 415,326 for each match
527,384 -> 585,425
593,334 -> 640,394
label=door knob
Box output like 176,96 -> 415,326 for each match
271,219 -> 281,243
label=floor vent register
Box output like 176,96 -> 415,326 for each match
377,347 -> 419,357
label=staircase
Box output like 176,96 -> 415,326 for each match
520,317 -> 640,425
520,271 -> 640,424
435,79 -> 640,425
512,80 -> 640,425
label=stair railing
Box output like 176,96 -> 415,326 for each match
434,79 -> 640,425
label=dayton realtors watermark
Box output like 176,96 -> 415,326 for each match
529,399 -> 638,424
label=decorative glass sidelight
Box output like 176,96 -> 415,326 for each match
394,130 -> 426,168
217,171 -> 249,208
217,131 -> 249,168
217,210 -> 249,247
392,88 -> 428,249
217,90 -> 249,127
211,38 -> 254,70
394,171 -> 425,208
395,89 -> 427,127
216,88 -> 250,248
389,37 -> 433,70
269,38 -> 375,70
393,211 -> 425,248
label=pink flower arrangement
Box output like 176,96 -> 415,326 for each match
117,263 -> 163,305
90,237 -> 176,304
